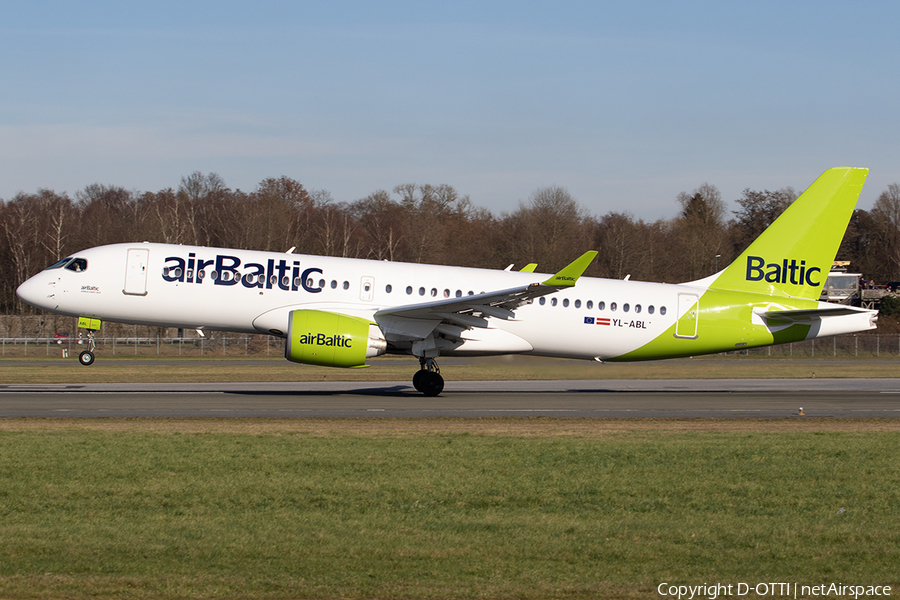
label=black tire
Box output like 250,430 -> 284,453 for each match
419,371 -> 444,397
412,369 -> 426,392
78,351 -> 95,366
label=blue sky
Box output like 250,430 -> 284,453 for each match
1,1 -> 898,219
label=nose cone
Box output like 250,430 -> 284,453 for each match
17,275 -> 53,310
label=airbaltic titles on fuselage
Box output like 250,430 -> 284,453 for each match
162,253 -> 324,293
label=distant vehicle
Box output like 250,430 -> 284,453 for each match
820,272 -> 861,303
54,333 -> 70,339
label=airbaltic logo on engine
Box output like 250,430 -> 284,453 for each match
299,333 -> 352,348
745,256 -> 821,286
162,253 -> 323,293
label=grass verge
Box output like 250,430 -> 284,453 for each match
0,419 -> 897,599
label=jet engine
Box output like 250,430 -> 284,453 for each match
285,309 -> 387,368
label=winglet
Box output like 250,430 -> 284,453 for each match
520,263 -> 538,273
542,251 -> 598,287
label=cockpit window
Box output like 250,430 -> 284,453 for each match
46,257 -> 73,270
64,258 -> 88,272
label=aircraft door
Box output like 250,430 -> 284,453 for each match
674,293 -> 699,339
123,248 -> 150,296
360,276 -> 375,302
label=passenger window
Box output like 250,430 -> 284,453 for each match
539,297 -> 546,305
344,281 -> 350,290
586,300 -> 593,309
623,303 -> 630,312
598,301 -> 605,311
430,288 -> 437,297
574,299 -> 581,308
419,287 -> 425,296
635,304 -> 642,313
443,289 -> 450,298
406,286 -> 413,295
551,298 -> 558,307
563,299 -> 569,308
385,284 -> 392,293
648,305 -> 655,314
455,290 -> 462,297
331,280 -> 338,289
610,302 -> 617,312
660,306 -> 667,315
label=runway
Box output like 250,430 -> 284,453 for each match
1,379 -> 899,418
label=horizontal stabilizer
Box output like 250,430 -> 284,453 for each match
762,307 -> 870,322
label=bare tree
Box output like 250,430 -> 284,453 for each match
501,186 -> 590,271
869,183 -> 900,280
352,190 -> 404,261
671,183 -> 729,280
730,187 -> 796,254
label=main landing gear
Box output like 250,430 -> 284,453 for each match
412,358 -> 444,397
78,330 -> 97,366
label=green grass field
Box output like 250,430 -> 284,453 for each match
0,419 -> 898,599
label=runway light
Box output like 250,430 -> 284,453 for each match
798,407 -> 805,416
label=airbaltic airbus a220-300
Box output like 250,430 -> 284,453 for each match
17,168 -> 878,395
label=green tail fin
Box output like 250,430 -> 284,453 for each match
710,167 -> 867,300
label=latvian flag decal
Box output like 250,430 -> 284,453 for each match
584,317 -> 611,326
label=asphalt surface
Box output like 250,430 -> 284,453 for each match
1,379 -> 899,418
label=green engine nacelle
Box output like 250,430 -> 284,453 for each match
285,309 -> 387,368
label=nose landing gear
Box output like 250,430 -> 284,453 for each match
78,330 -> 97,366
412,358 -> 444,396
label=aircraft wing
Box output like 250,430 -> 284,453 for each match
374,251 -> 597,342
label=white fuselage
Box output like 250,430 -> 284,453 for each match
16,242 -> 682,360
16,242 -> 876,362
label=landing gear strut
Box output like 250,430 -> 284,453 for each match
78,330 -> 97,366
413,358 -> 444,396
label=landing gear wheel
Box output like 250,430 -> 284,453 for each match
413,357 -> 444,396
412,369 -> 426,393
78,351 -> 95,366
419,371 -> 444,397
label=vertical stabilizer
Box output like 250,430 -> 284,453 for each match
710,167 -> 867,300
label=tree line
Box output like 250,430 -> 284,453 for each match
3,171 -> 899,314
